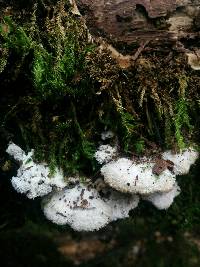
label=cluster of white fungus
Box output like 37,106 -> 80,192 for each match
99,145 -> 198,212
6,143 -> 67,199
42,184 -> 139,231
6,142 -> 199,231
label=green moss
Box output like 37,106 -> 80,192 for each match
0,0 -> 200,178
174,97 -> 192,149
0,3 -> 91,99
0,16 -> 31,54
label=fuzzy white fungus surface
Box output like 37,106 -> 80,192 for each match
43,184 -> 111,231
143,182 -> 180,210
101,158 -> 176,194
105,190 -> 139,221
94,145 -> 117,164
6,142 -> 26,162
43,184 -> 139,231
7,143 -> 67,199
162,147 -> 199,175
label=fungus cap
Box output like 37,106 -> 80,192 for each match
143,182 -> 180,210
7,143 -> 67,199
186,52 -> 200,70
42,184 -> 111,231
42,183 -> 139,231
105,190 -> 139,221
101,158 -> 176,194
6,142 -> 26,162
162,147 -> 199,175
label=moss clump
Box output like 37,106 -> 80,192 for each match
174,97 -> 192,149
0,1 -> 99,175
32,3 -> 91,99
0,2 -> 90,99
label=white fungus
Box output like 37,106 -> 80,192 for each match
105,190 -> 139,221
93,178 -> 139,221
6,142 -> 26,162
94,144 -> 117,164
143,182 -> 181,210
101,158 -> 176,194
42,183 -> 139,231
43,184 -> 112,231
7,143 -> 67,199
6,142 -> 199,231
162,147 -> 199,175
101,131 -> 114,140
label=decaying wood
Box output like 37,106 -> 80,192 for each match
77,0 -> 200,44
74,0 -> 200,68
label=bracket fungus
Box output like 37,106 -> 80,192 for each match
162,148 -> 199,175
5,141 -> 199,231
143,182 -> 181,210
6,142 -> 26,163
186,52 -> 200,70
6,143 -> 67,199
42,184 -> 139,231
101,158 -> 176,194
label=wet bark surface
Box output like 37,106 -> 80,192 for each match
77,0 -> 200,48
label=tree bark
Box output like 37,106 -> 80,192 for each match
76,1 -> 200,52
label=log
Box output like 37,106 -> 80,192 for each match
77,0 -> 200,42
76,0 -> 200,68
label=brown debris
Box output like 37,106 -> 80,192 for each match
152,158 -> 174,175
55,236 -> 116,265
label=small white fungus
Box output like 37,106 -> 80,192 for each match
162,147 -> 199,175
6,142 -> 26,162
94,144 -> 117,164
101,158 -> 176,194
7,143 -> 67,199
143,182 -> 181,210
101,131 -> 114,140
